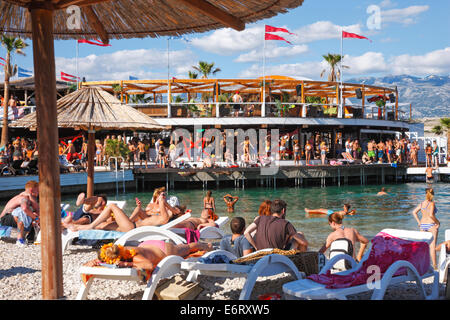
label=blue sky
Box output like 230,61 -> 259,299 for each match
4,0 -> 450,82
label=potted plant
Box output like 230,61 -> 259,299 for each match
104,138 -> 128,169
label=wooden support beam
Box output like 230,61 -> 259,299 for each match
30,6 -> 63,300
178,0 -> 245,31
56,0 -> 108,9
83,5 -> 109,44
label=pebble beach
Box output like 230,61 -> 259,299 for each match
0,234 -> 445,301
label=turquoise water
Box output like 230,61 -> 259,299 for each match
61,182 -> 450,250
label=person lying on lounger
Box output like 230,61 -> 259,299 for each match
62,192 -> 107,227
67,192 -> 180,232
436,240 -> 450,253
83,240 -> 213,273
171,208 -> 219,230
304,203 -> 356,216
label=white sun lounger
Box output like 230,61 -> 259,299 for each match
282,229 -> 440,300
180,248 -> 305,300
438,229 -> 450,294
61,210 -> 191,253
76,227 -> 186,300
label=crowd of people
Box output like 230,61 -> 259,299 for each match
0,130 -> 445,173
0,181 -> 445,272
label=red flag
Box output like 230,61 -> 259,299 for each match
0,57 -> 5,66
77,39 -> 111,47
265,25 -> 296,35
342,31 -> 372,42
264,33 -> 292,45
61,71 -> 79,82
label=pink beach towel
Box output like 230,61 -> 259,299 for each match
307,232 -> 430,289
184,228 -> 200,243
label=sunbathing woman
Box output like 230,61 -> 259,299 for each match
84,240 -> 213,272
412,187 -> 440,269
69,192 -> 176,232
305,203 -> 356,216
172,209 -> 218,230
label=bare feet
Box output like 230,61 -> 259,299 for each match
76,193 -> 86,207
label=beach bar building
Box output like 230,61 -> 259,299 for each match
81,76 -> 413,159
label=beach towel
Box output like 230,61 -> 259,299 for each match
307,231 -> 430,289
0,226 -> 12,237
184,228 -> 200,243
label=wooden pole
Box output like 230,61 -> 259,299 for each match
87,129 -> 96,197
30,5 -> 63,299
361,84 -> 365,118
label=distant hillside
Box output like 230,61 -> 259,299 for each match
346,74 -> 450,119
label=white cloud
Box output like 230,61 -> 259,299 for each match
234,44 -> 308,63
292,21 -> 363,43
190,26 -> 264,56
55,48 -> 197,81
389,47 -> 450,75
238,48 -> 450,80
381,5 -> 429,26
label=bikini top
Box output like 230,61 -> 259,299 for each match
421,201 -> 438,215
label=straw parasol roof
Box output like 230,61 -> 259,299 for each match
10,86 -> 166,130
0,0 -> 304,42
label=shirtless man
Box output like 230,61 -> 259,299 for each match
377,140 -> 385,163
137,140 -> 147,169
68,192 -> 177,232
62,192 -> 107,228
426,167 -> 434,184
232,91 -> 243,117
377,187 -> 388,196
223,194 -> 239,213
64,140 -> 78,163
319,213 -> 369,262
0,180 -> 39,245
367,140 -> 376,162
305,203 -> 356,216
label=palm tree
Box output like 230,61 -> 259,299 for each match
320,53 -> 349,82
192,61 -> 221,79
129,94 -> 153,104
1,35 -> 28,147
188,71 -> 198,79
431,125 -> 443,136
440,117 -> 450,161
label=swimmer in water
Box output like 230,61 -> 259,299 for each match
377,187 -> 388,196
223,194 -> 239,213
305,203 -> 356,216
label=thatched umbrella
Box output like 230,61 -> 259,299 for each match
11,86 -> 165,196
0,0 -> 304,299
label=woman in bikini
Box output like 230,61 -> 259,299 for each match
172,208 -> 219,230
84,240 -> 213,272
305,140 -> 312,165
203,190 -> 215,213
95,139 -> 103,166
412,187 -> 440,269
305,204 -> 356,216
319,213 -> 369,262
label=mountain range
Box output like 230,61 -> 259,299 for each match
346,74 -> 450,119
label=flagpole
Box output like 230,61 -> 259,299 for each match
262,26 -> 266,118
167,38 -> 171,118
76,40 -> 79,90
339,28 -> 343,118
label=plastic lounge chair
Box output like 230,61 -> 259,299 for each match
340,152 -> 355,164
328,238 -> 356,272
438,229 -> 450,295
61,210 -> 191,253
76,227 -> 186,300
282,229 -> 440,300
170,216 -> 229,240
181,248 -> 305,300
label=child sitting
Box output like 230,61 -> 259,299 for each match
220,217 -> 254,258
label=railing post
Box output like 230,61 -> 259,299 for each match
167,79 -> 171,118
216,102 -> 220,118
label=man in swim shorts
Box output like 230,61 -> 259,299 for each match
62,192 -> 107,227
